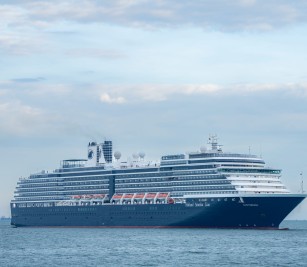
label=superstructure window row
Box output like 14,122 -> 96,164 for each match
172,190 -> 238,196
189,153 -> 257,159
187,159 -> 265,164
16,186 -> 108,195
115,185 -> 235,193
16,189 -> 109,198
115,180 -> 230,188
219,168 -> 281,174
116,174 -> 226,184
219,164 -> 265,168
160,160 -> 187,166
160,164 -> 216,171
31,170 -> 112,179
18,176 -> 110,185
115,172 -> 170,179
16,184 -> 109,193
15,196 -> 64,201
18,180 -> 109,188
174,170 -> 217,175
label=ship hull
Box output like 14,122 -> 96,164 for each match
11,195 -> 305,229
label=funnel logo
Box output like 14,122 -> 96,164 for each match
88,149 -> 94,159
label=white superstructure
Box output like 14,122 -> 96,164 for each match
12,136 -> 290,207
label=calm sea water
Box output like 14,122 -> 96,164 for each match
1,220 -> 307,267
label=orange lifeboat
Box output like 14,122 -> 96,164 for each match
145,193 -> 157,199
134,193 -> 145,199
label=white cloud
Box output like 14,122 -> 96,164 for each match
65,48 -> 125,59
95,83 -> 307,103
2,1 -> 307,32
0,34 -> 35,55
238,0 -> 257,7
0,5 -> 26,28
0,4 -> 48,55
96,84 -> 223,103
0,80 -> 72,97
26,84 -> 73,96
4,81 -> 307,107
183,84 -> 221,95
0,89 -> 8,96
0,101 -> 45,136
100,93 -> 126,104
277,4 -> 300,22
230,82 -> 307,97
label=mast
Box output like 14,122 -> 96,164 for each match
207,134 -> 222,152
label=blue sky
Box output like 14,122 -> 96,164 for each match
1,0 -> 307,218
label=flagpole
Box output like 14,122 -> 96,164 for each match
300,172 -> 304,193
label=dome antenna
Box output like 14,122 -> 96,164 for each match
114,151 -> 121,162
139,152 -> 145,160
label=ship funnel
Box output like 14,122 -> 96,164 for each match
87,141 -> 101,167
86,140 -> 113,166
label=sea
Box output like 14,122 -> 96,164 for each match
1,220 -> 307,267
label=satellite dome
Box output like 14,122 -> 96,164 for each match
132,153 -> 139,159
114,151 -> 121,160
200,146 -> 207,153
139,152 -> 145,159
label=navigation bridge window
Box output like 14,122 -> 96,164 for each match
161,154 -> 185,161
61,159 -> 87,168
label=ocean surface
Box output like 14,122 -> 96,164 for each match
1,220 -> 307,267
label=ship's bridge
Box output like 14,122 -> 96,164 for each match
161,154 -> 185,161
160,154 -> 187,166
61,159 -> 87,168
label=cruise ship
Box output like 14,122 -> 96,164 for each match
11,136 -> 305,228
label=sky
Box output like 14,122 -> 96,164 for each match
1,0 -> 307,219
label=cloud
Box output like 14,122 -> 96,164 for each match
0,31 -> 47,55
183,84 -> 221,95
100,93 -> 126,104
0,101 -> 45,136
95,84 -> 223,103
230,82 -> 307,97
26,84 -> 73,96
0,89 -> 8,96
65,49 -> 126,59
0,4 -> 48,55
3,80 -> 307,106
2,1 -> 307,32
0,80 -> 72,96
0,4 -> 26,27
11,77 -> 46,83
0,34 -> 33,55
95,82 -> 307,103
0,99 -> 77,138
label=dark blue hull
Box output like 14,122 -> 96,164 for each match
11,196 -> 305,229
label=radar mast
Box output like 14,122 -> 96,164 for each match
208,134 -> 223,152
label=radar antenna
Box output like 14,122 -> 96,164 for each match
114,151 -> 121,162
